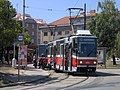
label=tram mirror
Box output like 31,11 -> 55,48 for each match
73,49 -> 78,53
68,43 -> 72,49
74,43 -> 77,48
45,49 -> 48,53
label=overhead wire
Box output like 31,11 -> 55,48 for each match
26,6 -> 67,13
73,0 -> 80,7
71,0 -> 83,24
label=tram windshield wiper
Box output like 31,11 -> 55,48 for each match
87,46 -> 95,57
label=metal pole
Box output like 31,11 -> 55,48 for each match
18,46 -> 20,81
22,0 -> 25,44
84,3 -> 86,30
13,43 -> 15,58
68,8 -> 74,35
68,8 -> 83,34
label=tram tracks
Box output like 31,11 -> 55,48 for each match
13,71 -> 90,90
22,72 -> 89,90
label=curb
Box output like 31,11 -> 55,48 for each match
0,73 -> 51,88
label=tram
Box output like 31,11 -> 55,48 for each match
47,30 -> 97,73
37,44 -> 48,69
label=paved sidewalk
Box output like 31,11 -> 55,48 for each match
0,64 -> 51,88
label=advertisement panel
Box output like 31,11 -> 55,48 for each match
97,47 -> 106,65
18,45 -> 27,67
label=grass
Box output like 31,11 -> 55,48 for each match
0,75 -> 10,85
97,60 -> 120,69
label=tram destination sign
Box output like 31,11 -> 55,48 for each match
79,38 -> 96,42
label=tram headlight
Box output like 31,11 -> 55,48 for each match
93,61 -> 97,64
80,61 -> 83,64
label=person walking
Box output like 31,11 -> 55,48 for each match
33,54 -> 37,68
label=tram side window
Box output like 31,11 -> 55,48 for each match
65,43 -> 69,53
51,47 -> 53,56
48,47 -> 50,55
73,38 -> 78,52
56,42 -> 60,55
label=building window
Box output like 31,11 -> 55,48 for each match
44,32 -> 48,36
38,39 -> 40,44
57,31 -> 62,35
65,31 -> 69,35
32,24 -> 35,28
31,39 -> 34,44
26,23 -> 29,27
80,19 -> 84,24
32,31 -> 34,36
44,41 -> 48,44
51,32 -> 53,36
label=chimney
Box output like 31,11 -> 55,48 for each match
90,10 -> 96,14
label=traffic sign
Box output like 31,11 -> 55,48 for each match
18,34 -> 24,42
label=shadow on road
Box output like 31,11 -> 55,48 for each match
96,71 -> 120,77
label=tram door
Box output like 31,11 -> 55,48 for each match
65,43 -> 70,71
53,46 -> 56,69
60,44 -> 64,70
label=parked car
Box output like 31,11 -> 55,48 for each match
111,57 -> 120,62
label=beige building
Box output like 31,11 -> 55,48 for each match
39,10 -> 96,44
14,10 -> 96,47
14,13 -> 47,49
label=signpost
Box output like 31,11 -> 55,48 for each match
18,34 -> 28,81
18,34 -> 23,81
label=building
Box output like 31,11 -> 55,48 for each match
39,10 -> 96,44
14,10 -> 96,46
14,13 -> 47,49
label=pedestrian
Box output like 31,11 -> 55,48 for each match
33,54 -> 37,68
38,58 -> 42,69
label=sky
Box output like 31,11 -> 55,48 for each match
9,0 -> 120,23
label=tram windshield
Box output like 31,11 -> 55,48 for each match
77,37 -> 97,57
38,45 -> 47,57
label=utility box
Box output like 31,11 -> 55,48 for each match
12,58 -> 16,68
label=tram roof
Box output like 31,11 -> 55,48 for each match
76,30 -> 91,35
48,30 -> 96,44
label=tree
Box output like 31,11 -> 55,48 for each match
0,0 -> 20,47
88,0 -> 120,57
0,0 -> 30,48
115,31 -> 120,58
0,0 -> 30,64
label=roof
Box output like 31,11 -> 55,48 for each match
34,19 -> 47,25
50,10 -> 96,26
50,16 -> 72,26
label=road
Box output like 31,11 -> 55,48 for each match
1,69 -> 120,90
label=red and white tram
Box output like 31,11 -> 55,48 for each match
47,30 -> 97,73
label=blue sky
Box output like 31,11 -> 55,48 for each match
9,0 -> 120,23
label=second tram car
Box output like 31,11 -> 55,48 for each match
47,30 -> 97,73
37,44 -> 48,69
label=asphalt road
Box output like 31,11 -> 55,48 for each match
1,69 -> 120,90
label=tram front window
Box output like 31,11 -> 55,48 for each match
79,44 -> 96,57
39,45 -> 47,57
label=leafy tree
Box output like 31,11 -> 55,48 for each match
88,0 -> 120,57
0,0 -> 30,48
115,31 -> 120,58
0,0 -> 30,64
24,32 -> 31,45
0,0 -> 20,47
